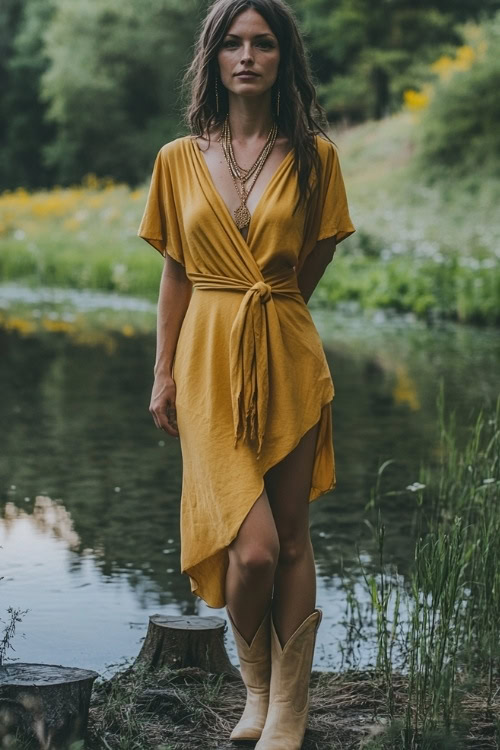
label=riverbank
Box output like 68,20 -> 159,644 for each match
1,317 -> 499,747
1,112 -> 499,325
86,662 -> 498,749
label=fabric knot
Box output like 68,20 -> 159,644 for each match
188,269 -> 303,457
251,281 -> 272,303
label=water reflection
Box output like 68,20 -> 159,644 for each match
1,311 -> 499,674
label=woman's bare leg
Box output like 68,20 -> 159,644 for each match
265,420 -> 320,647
225,488 -> 280,645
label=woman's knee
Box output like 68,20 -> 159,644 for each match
277,531 -> 312,566
228,487 -> 280,574
230,538 -> 280,576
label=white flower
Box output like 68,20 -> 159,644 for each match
406,482 -> 426,492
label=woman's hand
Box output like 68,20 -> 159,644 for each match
149,374 -> 179,438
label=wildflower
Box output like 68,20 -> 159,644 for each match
121,324 -> 134,337
403,88 -> 430,111
406,482 -> 426,492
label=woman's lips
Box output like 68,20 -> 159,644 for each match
235,72 -> 260,77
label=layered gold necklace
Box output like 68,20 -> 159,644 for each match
218,114 -> 278,230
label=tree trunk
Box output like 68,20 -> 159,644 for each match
0,663 -> 99,749
134,614 -> 239,677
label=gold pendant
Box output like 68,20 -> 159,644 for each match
234,203 -> 251,229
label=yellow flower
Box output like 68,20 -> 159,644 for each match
121,324 -> 135,337
403,88 -> 429,111
431,43 -> 479,82
455,45 -> 475,71
430,55 -> 455,81
41,318 -> 76,334
4,317 -> 37,336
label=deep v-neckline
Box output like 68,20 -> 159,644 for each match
191,136 -> 294,246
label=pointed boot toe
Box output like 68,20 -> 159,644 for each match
228,606 -> 272,742
254,608 -> 322,750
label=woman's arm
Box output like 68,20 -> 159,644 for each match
149,254 -> 192,437
296,235 -> 337,305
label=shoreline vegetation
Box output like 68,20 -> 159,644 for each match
2,394 -> 499,749
84,662 -> 498,750
0,111 -> 499,328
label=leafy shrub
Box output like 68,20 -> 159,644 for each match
413,12 -> 500,183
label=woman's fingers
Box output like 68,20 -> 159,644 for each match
150,398 -> 179,437
162,403 -> 179,437
149,376 -> 179,437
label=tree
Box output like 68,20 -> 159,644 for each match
294,0 -> 500,122
40,0 -> 201,186
0,0 -> 57,191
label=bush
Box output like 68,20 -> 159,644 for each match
413,12 -> 500,183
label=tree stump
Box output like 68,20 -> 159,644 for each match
0,663 -> 99,749
134,614 -> 239,677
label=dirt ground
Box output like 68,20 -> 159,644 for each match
87,665 -> 500,749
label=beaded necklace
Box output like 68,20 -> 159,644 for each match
218,114 -> 278,230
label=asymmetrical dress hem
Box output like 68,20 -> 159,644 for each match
188,399 -> 334,609
137,132 -> 356,609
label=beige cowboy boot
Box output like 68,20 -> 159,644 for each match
228,605 -> 272,741
254,608 -> 322,750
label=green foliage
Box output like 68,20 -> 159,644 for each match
2,101 -> 499,325
39,0 -> 201,186
315,248 -> 500,325
414,11 -> 500,182
295,0 -> 473,121
0,0 -> 57,191
2,0 -> 500,188
362,395 -> 500,747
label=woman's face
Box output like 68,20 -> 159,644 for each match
217,9 -> 280,99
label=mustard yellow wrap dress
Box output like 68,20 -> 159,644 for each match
137,133 -> 355,608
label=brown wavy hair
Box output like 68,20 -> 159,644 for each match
182,0 -> 333,213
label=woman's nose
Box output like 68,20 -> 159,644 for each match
240,43 -> 254,64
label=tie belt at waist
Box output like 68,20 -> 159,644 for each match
189,270 -> 303,456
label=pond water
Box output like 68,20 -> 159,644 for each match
1,288 -> 499,677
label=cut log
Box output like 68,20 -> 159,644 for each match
134,614 -> 239,677
0,663 -> 99,749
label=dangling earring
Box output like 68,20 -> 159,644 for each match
215,75 -> 219,113
276,87 -> 280,118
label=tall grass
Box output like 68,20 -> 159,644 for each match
361,390 -> 500,747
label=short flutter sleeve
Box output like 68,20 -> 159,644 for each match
295,137 -> 356,276
137,145 -> 185,265
316,139 -> 356,245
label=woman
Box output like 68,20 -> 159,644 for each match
137,0 -> 355,746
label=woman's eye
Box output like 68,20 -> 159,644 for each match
222,39 -> 276,50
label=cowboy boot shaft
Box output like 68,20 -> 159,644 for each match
232,615 -> 271,691
269,610 -> 320,713
228,606 -> 272,741
254,608 -> 322,750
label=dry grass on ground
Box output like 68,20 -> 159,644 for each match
88,664 -> 499,749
